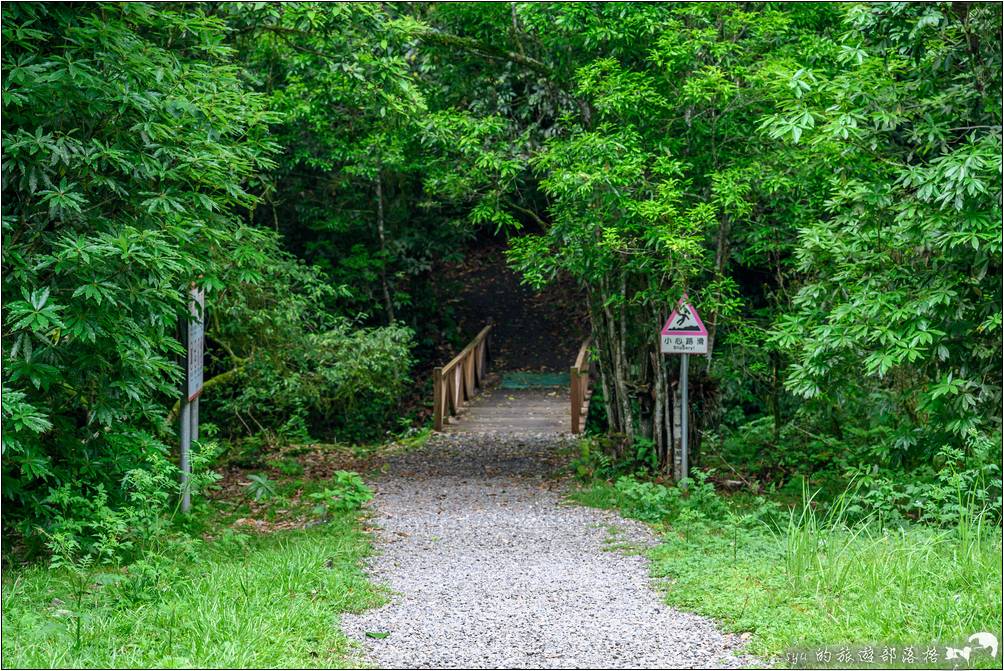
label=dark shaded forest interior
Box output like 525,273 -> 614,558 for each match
441,235 -> 588,373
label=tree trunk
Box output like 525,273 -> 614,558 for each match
601,273 -> 632,438
651,349 -> 664,462
375,171 -> 395,324
592,307 -> 617,432
617,266 -> 633,437
706,214 -> 731,360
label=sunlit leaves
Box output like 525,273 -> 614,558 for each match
760,107 -> 816,144
897,135 -> 1002,211
576,59 -> 667,118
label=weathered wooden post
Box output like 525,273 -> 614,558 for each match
179,397 -> 192,511
570,337 -> 592,434
430,325 -> 492,432
433,367 -> 444,431
465,349 -> 475,398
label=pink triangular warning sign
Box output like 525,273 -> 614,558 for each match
661,294 -> 708,337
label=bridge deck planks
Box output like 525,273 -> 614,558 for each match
442,386 -> 571,435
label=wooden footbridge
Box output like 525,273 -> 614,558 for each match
432,325 -> 592,435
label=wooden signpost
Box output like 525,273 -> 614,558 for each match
180,285 -> 204,513
660,294 -> 708,488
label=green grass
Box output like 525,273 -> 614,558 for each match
571,480 -> 1003,667
2,514 -> 384,668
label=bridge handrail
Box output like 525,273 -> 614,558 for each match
433,324 -> 492,431
570,337 -> 592,434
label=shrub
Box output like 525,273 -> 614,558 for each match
40,438 -> 221,565
604,470 -> 730,526
614,476 -> 682,523
842,430 -> 1003,527
268,457 -> 305,477
308,471 -> 373,517
0,3 -> 275,542
571,435 -> 660,482
244,474 -> 278,502
214,319 -> 414,445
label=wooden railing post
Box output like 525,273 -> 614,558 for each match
482,333 -> 490,379
433,367 -> 444,431
465,349 -> 475,399
432,324 -> 493,431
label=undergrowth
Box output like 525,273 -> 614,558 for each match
569,439 -> 1003,667
2,441 -> 386,669
2,516 -> 382,668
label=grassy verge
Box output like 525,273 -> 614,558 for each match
1,439 -> 397,669
570,479 -> 1003,668
2,513 -> 382,668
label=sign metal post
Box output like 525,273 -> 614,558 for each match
191,397 -> 199,443
180,285 -> 205,513
660,294 -> 708,489
679,353 -> 689,490
179,396 -> 192,512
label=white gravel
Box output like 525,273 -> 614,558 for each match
340,433 -> 755,669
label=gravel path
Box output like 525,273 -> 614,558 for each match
341,433 -> 754,669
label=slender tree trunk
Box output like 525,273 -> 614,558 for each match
586,283 -> 617,431
591,306 -> 617,432
706,214 -> 731,360
601,273 -> 632,438
618,266 -> 633,436
375,171 -> 394,324
651,301 -> 673,468
651,349 -> 664,461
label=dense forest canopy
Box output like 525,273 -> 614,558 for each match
2,2 -> 1001,550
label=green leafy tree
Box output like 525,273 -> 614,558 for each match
767,2 -> 1002,466
1,3 -> 277,535
492,3 -> 841,470
414,2 -> 1000,488
227,4 -> 475,344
